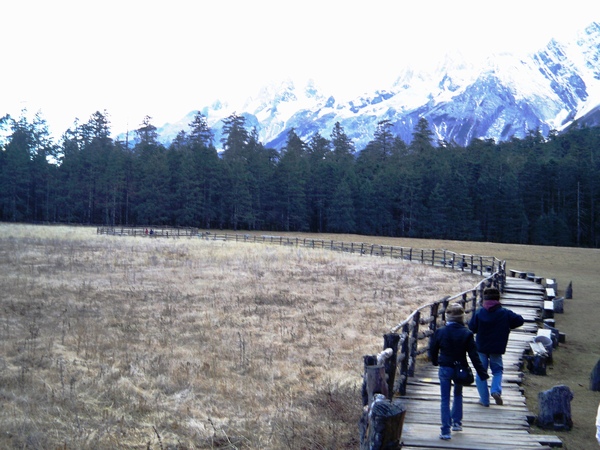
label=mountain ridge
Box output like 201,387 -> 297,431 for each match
145,21 -> 600,150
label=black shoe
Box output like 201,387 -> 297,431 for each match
492,392 -> 503,405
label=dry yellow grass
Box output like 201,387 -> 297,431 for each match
259,231 -> 600,450
0,224 -> 481,449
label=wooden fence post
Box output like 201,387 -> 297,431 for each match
359,395 -> 406,450
590,359 -> 600,391
407,311 -> 420,377
470,289 -> 478,313
429,303 -> 439,335
565,281 -> 573,299
362,355 -> 378,406
383,334 -> 401,399
365,364 -> 388,405
397,324 -> 410,396
536,385 -> 574,431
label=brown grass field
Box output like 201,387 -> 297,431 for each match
0,224 -> 598,449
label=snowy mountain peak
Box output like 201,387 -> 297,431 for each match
152,21 -> 600,150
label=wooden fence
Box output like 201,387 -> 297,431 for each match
97,226 -> 199,238
227,234 -> 500,276
97,228 -> 501,276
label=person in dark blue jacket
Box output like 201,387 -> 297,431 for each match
468,287 -> 524,407
429,303 -> 488,440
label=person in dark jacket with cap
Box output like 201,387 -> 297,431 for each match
468,287 -> 524,406
429,303 -> 489,440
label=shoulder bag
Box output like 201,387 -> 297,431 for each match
453,361 -> 474,385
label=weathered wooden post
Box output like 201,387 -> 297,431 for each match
407,311 -> 420,377
552,296 -> 564,314
359,395 -> 406,450
362,355 -> 378,406
360,347 -> 407,449
383,334 -> 400,398
397,323 -> 410,396
429,303 -> 440,335
590,359 -> 600,391
441,297 -> 451,322
525,353 -> 547,375
565,281 -> 573,299
365,364 -> 389,404
536,385 -> 574,431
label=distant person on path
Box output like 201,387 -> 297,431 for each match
468,287 -> 524,406
429,303 -> 489,440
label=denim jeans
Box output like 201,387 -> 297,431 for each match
439,365 -> 463,435
476,352 -> 503,405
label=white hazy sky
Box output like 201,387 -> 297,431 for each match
1,0 -> 598,138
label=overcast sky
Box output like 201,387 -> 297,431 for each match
1,0 -> 598,138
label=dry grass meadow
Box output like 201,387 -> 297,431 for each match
2,224 -> 599,449
0,224 -> 482,449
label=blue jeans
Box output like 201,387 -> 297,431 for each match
476,353 -> 503,405
439,365 -> 463,435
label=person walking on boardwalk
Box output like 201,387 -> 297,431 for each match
468,287 -> 524,406
429,303 -> 489,440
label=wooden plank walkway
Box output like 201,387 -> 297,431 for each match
397,277 -> 562,449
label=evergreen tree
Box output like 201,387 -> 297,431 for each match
28,113 -> 58,222
329,122 -> 358,233
132,116 -> 169,224
221,113 -> 252,230
306,132 -> 333,232
326,179 -> 356,233
189,112 -> 221,229
1,113 -> 34,221
410,117 -> 435,153
274,129 -> 309,231
245,128 -> 277,230
189,112 -> 214,147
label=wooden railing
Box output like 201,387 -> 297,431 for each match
97,228 -> 503,277
97,226 -> 198,238
202,231 -> 501,277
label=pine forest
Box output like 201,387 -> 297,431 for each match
1,111 -> 599,248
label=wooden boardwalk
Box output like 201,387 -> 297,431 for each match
398,277 -> 562,449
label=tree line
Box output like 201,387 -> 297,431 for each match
1,110 -> 599,247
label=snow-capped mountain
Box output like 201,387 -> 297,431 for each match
151,21 -> 600,150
